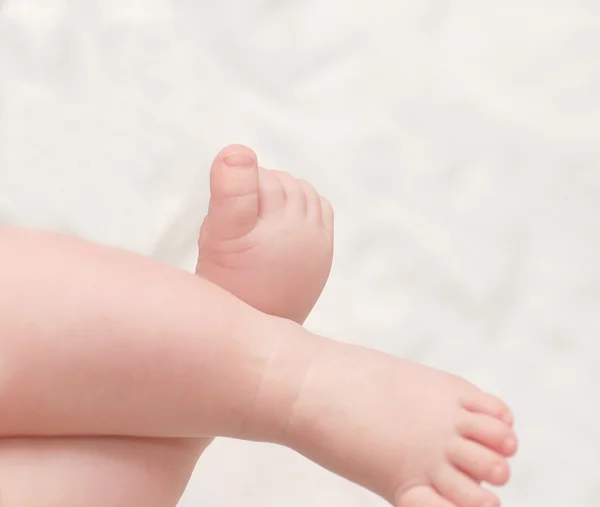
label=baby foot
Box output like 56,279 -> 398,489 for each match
278,343 -> 518,507
197,144 -> 334,323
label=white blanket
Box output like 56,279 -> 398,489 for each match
1,2 -> 599,506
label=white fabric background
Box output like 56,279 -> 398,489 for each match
1,1 -> 599,506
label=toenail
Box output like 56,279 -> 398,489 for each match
223,152 -> 255,168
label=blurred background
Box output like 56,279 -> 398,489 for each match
1,1 -> 599,506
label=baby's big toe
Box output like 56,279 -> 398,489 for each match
207,145 -> 260,240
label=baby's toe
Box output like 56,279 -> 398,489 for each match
258,169 -> 286,216
435,466 -> 500,507
299,180 -> 322,222
457,412 -> 518,457
461,391 -> 514,426
447,437 -> 510,486
274,170 -> 307,214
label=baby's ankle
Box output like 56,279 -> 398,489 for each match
236,318 -> 332,445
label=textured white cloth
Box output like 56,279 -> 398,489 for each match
1,1 -> 599,506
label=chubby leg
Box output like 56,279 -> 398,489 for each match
0,250 -> 518,507
0,226 -> 311,440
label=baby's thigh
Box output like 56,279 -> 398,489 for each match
0,437 -> 201,507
